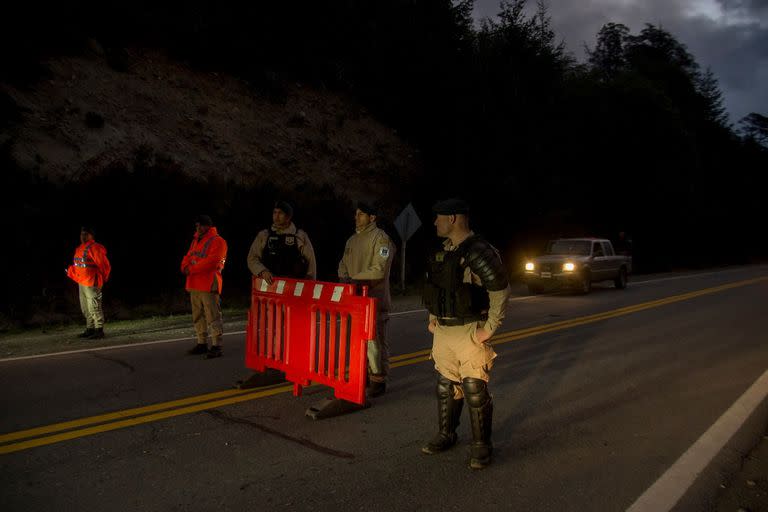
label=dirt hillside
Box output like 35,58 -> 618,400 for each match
2,45 -> 421,200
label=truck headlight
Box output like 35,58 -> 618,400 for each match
563,262 -> 575,272
525,262 -> 535,271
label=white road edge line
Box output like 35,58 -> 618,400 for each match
390,294 -> 536,316
626,368 -> 768,512
631,268 -> 748,285
2,267 -> 761,363
0,331 -> 248,362
389,309 -> 427,317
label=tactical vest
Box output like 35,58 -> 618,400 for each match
261,229 -> 308,278
422,236 -> 490,319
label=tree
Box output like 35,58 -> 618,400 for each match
587,22 -> 630,80
625,24 -> 698,75
696,67 -> 729,127
739,113 -> 768,147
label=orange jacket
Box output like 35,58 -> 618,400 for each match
67,241 -> 111,288
181,227 -> 228,293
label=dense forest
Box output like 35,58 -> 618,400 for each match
2,0 -> 766,328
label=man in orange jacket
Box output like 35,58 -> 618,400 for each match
181,215 -> 228,359
66,226 -> 111,339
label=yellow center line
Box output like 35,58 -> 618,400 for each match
392,277 -> 768,363
0,384 -> 286,444
391,355 -> 431,368
1,275 -> 765,455
0,385 -> 294,455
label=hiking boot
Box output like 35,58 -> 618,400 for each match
88,328 -> 105,339
205,346 -> 222,359
78,328 -> 95,338
188,343 -> 208,355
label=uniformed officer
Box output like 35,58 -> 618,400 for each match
247,200 -> 317,282
338,201 -> 395,397
421,198 -> 511,469
237,201 -> 316,387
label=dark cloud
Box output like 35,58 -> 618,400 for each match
474,0 -> 768,122
717,0 -> 768,19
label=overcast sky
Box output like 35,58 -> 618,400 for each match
474,0 -> 768,125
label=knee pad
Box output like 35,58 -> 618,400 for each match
462,377 -> 490,408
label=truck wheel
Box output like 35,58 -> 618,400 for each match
614,268 -> 627,289
579,272 -> 592,295
528,284 -> 543,295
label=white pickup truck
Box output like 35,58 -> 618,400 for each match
523,238 -> 632,294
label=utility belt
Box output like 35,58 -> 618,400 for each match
436,314 -> 487,327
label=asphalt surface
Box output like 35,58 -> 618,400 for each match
1,265 -> 767,511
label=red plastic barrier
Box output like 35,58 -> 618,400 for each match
245,277 -> 377,405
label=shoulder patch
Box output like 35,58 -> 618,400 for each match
379,246 -> 390,258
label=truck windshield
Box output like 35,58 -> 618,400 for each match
546,240 -> 591,256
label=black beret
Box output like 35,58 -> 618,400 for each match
357,201 -> 378,216
195,214 -> 213,226
81,226 -> 95,236
432,198 -> 470,215
274,200 -> 294,217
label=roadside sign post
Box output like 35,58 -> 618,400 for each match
393,203 -> 422,292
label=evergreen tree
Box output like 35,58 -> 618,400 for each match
587,22 -> 630,80
740,113 -> 768,147
696,67 -> 729,127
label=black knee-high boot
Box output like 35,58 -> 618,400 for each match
462,377 -> 493,469
421,374 -> 464,454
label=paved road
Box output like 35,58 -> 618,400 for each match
1,266 -> 767,511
